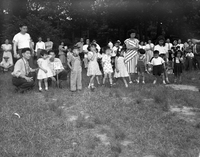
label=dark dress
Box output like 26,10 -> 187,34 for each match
173,57 -> 183,77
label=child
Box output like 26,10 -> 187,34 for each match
0,57 -> 12,72
136,49 -> 146,84
37,50 -> 54,91
150,50 -> 166,84
102,47 -> 113,87
67,47 -> 82,92
87,43 -> 102,90
114,48 -> 129,87
185,48 -> 194,71
173,50 -> 183,83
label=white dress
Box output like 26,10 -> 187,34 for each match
1,44 -> 13,66
102,54 -> 113,74
37,58 -> 53,79
114,56 -> 129,78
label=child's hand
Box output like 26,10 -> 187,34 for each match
116,69 -> 119,73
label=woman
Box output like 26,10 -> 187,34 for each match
45,37 -> 53,52
58,41 -> 67,64
145,39 -> 154,63
124,29 -> 139,83
1,39 -> 13,67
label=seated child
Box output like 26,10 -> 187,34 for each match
0,56 -> 13,72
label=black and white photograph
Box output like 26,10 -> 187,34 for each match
1,0 -> 200,156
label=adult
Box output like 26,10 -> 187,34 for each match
154,36 -> 169,83
45,37 -> 53,52
58,41 -> 67,64
108,40 -> 113,49
13,24 -> 34,67
92,39 -> 101,53
145,39 -> 154,63
124,29 -> 139,83
12,48 -> 37,93
35,37 -> 45,59
49,50 -> 69,88
192,39 -> 200,70
1,39 -> 13,67
75,38 -> 84,61
177,39 -> 184,51
82,39 -> 90,68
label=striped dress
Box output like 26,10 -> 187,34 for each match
124,38 -> 139,73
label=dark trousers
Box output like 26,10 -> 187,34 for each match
48,70 -> 69,86
185,57 -> 193,71
12,72 -> 36,91
193,55 -> 200,70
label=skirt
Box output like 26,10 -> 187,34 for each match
173,63 -> 183,77
153,65 -> 164,76
59,54 -> 66,64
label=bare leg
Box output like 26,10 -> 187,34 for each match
162,73 -> 166,84
38,79 -> 42,91
142,72 -> 145,84
103,73 -> 107,85
108,73 -> 113,85
44,78 -> 48,90
128,74 -> 132,83
89,75 -> 95,88
122,77 -> 128,87
136,73 -> 140,83
96,76 -> 100,85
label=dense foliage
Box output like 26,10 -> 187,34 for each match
0,0 -> 200,46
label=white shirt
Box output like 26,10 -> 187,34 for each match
112,46 -> 122,57
165,43 -> 173,51
108,42 -> 113,49
145,43 -> 154,51
150,57 -> 165,66
35,41 -> 45,51
154,45 -> 167,55
13,33 -> 31,49
177,44 -> 184,51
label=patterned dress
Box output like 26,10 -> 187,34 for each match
102,54 -> 113,74
87,51 -> 102,76
124,38 -> 139,73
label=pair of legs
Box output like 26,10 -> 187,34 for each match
115,77 -> 128,87
103,72 -> 113,86
153,73 -> 166,84
70,70 -> 82,92
88,75 -> 100,88
137,72 -> 145,84
174,74 -> 182,83
38,78 -> 48,91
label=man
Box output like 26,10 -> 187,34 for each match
75,38 -> 84,61
12,48 -> 37,93
48,50 -> 69,88
35,37 -> 45,59
45,37 -> 53,52
82,39 -> 90,68
13,24 -> 34,67
92,39 -> 101,52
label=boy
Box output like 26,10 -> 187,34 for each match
67,46 -> 82,92
0,57 -> 12,72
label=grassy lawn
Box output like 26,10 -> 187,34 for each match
0,69 -> 200,157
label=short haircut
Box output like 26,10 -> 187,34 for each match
21,48 -> 31,54
127,29 -> 137,36
40,49 -> 48,56
19,23 -> 27,28
138,49 -> 146,54
154,50 -> 159,55
48,50 -> 55,54
72,46 -> 79,51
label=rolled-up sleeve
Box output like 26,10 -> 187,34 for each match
11,61 -> 22,77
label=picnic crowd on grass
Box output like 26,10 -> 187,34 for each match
1,24 -> 200,93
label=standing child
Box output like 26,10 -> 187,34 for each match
37,50 -> 54,91
87,43 -> 102,90
67,47 -> 82,92
136,49 -> 146,84
102,47 -> 113,87
150,50 -> 166,84
114,48 -> 129,87
173,50 -> 183,83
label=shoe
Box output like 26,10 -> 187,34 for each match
39,88 -> 42,92
142,81 -> 145,84
136,79 -> 139,84
88,84 -> 91,89
163,81 -> 166,85
153,80 -> 157,84
45,87 -> 48,91
129,81 -> 133,84
125,84 -> 128,88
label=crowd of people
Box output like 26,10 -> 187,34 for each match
1,24 -> 200,93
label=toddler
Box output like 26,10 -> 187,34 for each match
136,49 -> 146,84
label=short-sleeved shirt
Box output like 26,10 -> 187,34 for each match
150,57 -> 165,66
13,33 -> 31,49
49,58 -> 64,76
154,45 -> 167,55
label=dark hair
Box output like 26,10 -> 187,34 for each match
87,43 -> 97,51
19,23 -> 27,28
174,50 -> 183,57
40,49 -> 48,56
157,36 -> 165,44
127,29 -> 137,36
21,48 -> 31,54
138,49 -> 146,54
116,46 -> 126,57
72,46 -> 79,51
153,50 -> 159,55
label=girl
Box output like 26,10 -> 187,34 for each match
102,47 -> 113,87
173,50 -> 183,83
87,44 -> 102,89
67,47 -> 82,92
145,39 -> 154,63
1,39 -> 13,67
37,50 -> 54,91
150,50 -> 166,84
114,48 -> 129,87
136,49 -> 146,84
